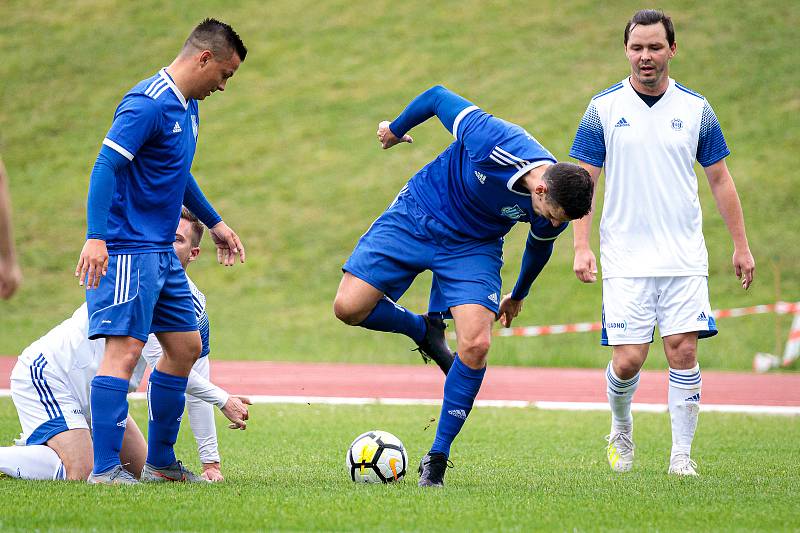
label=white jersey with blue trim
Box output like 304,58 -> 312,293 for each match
101,68 -> 200,253
407,107 -> 563,242
570,77 -> 730,278
18,277 -> 223,423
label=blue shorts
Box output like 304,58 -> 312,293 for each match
343,189 -> 503,318
87,251 -> 197,343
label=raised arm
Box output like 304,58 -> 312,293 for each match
378,85 -> 474,149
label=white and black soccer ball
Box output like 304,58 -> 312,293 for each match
346,430 -> 408,483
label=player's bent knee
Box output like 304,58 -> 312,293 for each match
333,298 -> 368,326
47,430 -> 93,480
460,336 -> 492,360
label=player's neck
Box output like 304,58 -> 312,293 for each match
629,75 -> 669,96
520,165 -> 549,194
165,61 -> 192,101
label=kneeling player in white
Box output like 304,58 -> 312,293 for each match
0,209 -> 250,481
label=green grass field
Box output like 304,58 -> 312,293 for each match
1,399 -> 798,531
1,0 -> 798,370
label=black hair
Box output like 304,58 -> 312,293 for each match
185,18 -> 247,61
543,162 -> 593,220
624,9 -> 675,47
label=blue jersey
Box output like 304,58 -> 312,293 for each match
406,106 -> 564,241
101,68 -> 200,253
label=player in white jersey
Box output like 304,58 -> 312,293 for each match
569,9 -> 755,476
0,209 -> 250,481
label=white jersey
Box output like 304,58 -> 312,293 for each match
570,77 -> 730,278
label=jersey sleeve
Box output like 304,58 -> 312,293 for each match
530,216 -> 569,241
569,102 -> 605,167
457,111 -> 557,175
102,94 -> 161,161
696,101 -> 730,167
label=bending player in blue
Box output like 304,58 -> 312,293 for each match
74,19 -> 247,484
334,86 -> 593,487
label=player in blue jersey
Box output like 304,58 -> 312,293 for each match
1,208 -> 250,482
333,86 -> 594,487
73,19 -> 247,484
570,10 -> 755,476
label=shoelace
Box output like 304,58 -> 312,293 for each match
606,432 -> 635,453
111,465 -> 136,482
671,455 -> 697,472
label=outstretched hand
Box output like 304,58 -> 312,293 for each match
221,395 -> 252,430
201,462 -> 224,482
209,221 -> 246,266
377,121 -> 413,150
497,293 -> 523,328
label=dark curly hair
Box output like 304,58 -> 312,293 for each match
542,162 -> 593,220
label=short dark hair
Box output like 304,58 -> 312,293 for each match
184,18 -> 247,61
180,206 -> 205,247
624,9 -> 675,47
543,162 -> 593,220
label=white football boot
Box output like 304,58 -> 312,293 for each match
668,453 -> 698,476
606,432 -> 635,472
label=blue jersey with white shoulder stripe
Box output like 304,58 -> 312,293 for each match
101,68 -> 200,253
406,105 -> 564,242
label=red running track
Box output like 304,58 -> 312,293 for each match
1,356 -> 799,406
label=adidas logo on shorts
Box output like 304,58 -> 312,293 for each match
488,293 -> 498,304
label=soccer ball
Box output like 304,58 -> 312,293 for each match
346,430 -> 408,483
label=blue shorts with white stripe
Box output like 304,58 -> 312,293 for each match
86,251 -> 197,343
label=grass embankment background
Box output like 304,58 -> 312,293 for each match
1,0 -> 798,370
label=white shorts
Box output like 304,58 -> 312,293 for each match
601,276 -> 717,346
10,350 -> 90,446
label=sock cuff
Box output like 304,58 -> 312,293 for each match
668,365 -> 701,389
149,369 -> 189,391
606,362 -> 639,389
453,354 -> 486,379
91,375 -> 130,392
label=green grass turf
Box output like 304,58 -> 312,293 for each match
1,0 -> 799,370
1,399 -> 799,531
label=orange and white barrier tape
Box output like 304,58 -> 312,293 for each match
484,301 -> 800,339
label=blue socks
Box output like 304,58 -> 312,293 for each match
358,296 -> 427,344
430,355 -> 485,457
146,369 -> 188,468
90,375 -> 130,475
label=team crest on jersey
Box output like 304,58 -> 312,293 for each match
501,205 -> 525,220
671,118 -> 683,131
474,171 -> 487,184
191,115 -> 198,139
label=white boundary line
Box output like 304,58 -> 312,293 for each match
3,390 -> 796,416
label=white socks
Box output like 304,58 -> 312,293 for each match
668,364 -> 702,459
0,444 -> 65,480
606,361 -> 640,434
